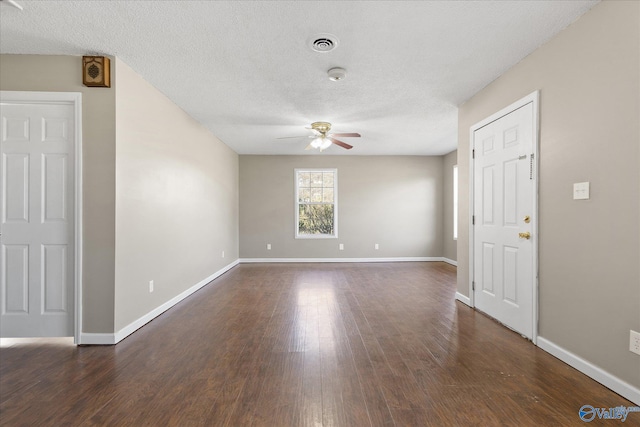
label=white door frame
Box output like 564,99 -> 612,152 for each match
0,91 -> 83,343
468,90 -> 539,344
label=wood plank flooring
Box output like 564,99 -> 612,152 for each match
1,262 -> 637,426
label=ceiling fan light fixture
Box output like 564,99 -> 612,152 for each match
327,67 -> 346,81
310,137 -> 332,151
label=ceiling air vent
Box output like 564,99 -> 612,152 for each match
308,34 -> 339,53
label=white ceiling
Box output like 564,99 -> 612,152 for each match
0,0 -> 598,155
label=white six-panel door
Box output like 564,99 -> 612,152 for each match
1,100 -> 75,337
472,99 -> 536,340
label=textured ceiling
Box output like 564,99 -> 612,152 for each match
0,0 -> 598,155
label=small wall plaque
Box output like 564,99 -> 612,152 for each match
82,56 -> 110,88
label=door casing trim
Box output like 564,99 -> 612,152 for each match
468,90 -> 539,344
0,91 -> 83,343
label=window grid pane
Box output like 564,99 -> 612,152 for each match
299,188 -> 310,203
311,188 -> 322,202
310,173 -> 323,187
323,172 -> 334,187
300,172 -> 310,188
323,188 -> 334,203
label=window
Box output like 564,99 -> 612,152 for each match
295,169 -> 337,238
453,165 -> 458,240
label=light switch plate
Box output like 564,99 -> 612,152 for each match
573,182 -> 590,200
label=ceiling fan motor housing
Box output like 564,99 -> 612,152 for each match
310,121 -> 332,135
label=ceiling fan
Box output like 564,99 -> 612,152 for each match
277,122 -> 360,151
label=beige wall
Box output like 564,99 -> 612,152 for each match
442,150 -> 457,262
114,59 -> 239,331
240,155 -> 443,259
0,55 -> 116,333
0,55 -> 240,335
457,1 -> 639,388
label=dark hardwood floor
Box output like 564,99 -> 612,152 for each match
1,262 -> 637,426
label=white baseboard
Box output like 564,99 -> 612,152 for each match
114,259 -> 239,344
79,260 -> 239,345
537,337 -> 640,405
443,258 -> 458,266
455,292 -> 471,306
240,257 -> 445,263
78,332 -> 116,345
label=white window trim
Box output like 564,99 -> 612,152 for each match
295,168 -> 338,239
453,164 -> 458,240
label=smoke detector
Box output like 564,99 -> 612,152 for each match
327,67 -> 347,81
308,34 -> 339,53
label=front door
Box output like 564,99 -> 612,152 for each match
1,98 -> 75,337
472,94 -> 537,340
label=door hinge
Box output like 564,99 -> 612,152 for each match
472,149 -> 475,159
472,281 -> 475,291
472,215 -> 475,225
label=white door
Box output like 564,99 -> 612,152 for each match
472,95 -> 537,340
1,100 -> 75,337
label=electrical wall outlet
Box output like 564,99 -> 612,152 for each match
630,330 -> 640,356
375,243 -> 379,250
222,250 -> 225,258
267,243 -> 271,250
339,243 -> 344,250
149,280 -> 154,293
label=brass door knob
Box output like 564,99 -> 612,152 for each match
519,232 -> 531,240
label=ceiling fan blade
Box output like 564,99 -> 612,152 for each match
276,135 -> 309,140
305,143 -> 314,150
330,133 -> 361,138
328,137 -> 353,150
